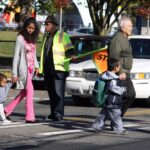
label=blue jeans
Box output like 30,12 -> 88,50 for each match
92,107 -> 124,133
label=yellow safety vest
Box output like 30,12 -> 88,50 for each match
39,31 -> 74,74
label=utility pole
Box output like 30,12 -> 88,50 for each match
147,0 -> 150,35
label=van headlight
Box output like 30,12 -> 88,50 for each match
130,73 -> 150,80
69,70 -> 84,78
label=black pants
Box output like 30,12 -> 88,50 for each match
44,70 -> 68,118
121,77 -> 136,117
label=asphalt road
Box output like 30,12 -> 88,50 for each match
0,89 -> 150,150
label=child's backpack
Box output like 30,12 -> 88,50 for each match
92,77 -> 108,107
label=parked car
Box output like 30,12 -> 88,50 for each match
75,27 -> 94,35
130,35 -> 150,100
65,35 -> 150,105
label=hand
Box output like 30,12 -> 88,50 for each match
71,55 -> 77,61
35,68 -> 39,76
11,76 -> 18,83
119,73 -> 126,80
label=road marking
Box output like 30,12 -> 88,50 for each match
0,122 -> 50,129
7,97 -> 48,100
124,124 -> 141,127
125,109 -> 150,116
37,129 -> 84,136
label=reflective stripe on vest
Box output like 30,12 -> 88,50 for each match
39,31 -> 73,73
53,31 -> 73,71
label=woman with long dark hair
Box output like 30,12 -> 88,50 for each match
5,17 -> 40,123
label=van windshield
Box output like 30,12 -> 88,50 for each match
72,39 -> 105,55
130,38 -> 150,59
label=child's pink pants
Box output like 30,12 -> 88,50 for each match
5,71 -> 35,121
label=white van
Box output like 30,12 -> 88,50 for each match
66,35 -> 150,105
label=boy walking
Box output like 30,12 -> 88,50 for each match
92,58 -> 127,134
0,73 -> 12,125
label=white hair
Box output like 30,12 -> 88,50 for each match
118,15 -> 132,30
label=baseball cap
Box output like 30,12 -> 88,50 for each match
45,15 -> 58,26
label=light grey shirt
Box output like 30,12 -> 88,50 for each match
12,35 -> 39,89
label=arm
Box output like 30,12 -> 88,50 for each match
109,37 -> 126,80
63,32 -> 74,57
109,80 -> 126,95
109,37 -> 121,59
5,82 -> 13,97
34,51 -> 39,68
34,47 -> 39,75
12,36 -> 23,83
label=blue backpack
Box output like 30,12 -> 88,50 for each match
92,77 -> 108,107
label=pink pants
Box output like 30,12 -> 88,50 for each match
5,71 -> 35,121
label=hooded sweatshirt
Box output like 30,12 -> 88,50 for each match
102,71 -> 126,109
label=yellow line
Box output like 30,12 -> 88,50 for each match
125,109 -> 150,116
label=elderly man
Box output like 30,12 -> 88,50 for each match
109,15 -> 136,116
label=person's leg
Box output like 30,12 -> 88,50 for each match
92,108 -> 107,131
0,103 -> 6,121
0,103 -> 12,124
25,71 -> 35,121
44,71 -> 56,119
53,72 -> 66,119
108,108 -> 124,133
45,71 -> 66,120
4,89 -> 26,115
121,78 -> 136,117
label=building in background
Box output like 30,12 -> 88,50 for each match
57,0 -> 92,33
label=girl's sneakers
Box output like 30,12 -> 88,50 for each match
1,119 -> 12,125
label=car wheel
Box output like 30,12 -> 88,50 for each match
72,96 -> 91,106
145,98 -> 150,107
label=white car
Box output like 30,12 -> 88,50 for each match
75,27 -> 94,34
130,35 -> 150,99
66,35 -> 150,105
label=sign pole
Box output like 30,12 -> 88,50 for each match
60,6 -> 63,32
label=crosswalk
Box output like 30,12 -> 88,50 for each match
0,118 -> 150,137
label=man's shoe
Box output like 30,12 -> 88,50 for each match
44,115 -> 54,120
53,116 -> 62,121
44,114 -> 63,121
53,114 -> 63,121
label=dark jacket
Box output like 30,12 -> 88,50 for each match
102,71 -> 126,109
109,32 -> 133,75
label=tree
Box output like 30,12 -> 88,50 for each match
86,0 -> 139,35
14,0 -> 34,28
0,0 -> 8,12
136,0 -> 150,34
37,0 -> 57,14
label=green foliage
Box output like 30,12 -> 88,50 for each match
0,31 -> 43,57
36,0 -> 58,15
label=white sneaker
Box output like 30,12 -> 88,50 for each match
1,119 -> 12,125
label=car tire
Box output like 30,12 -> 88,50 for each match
145,98 -> 150,107
72,96 -> 91,106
